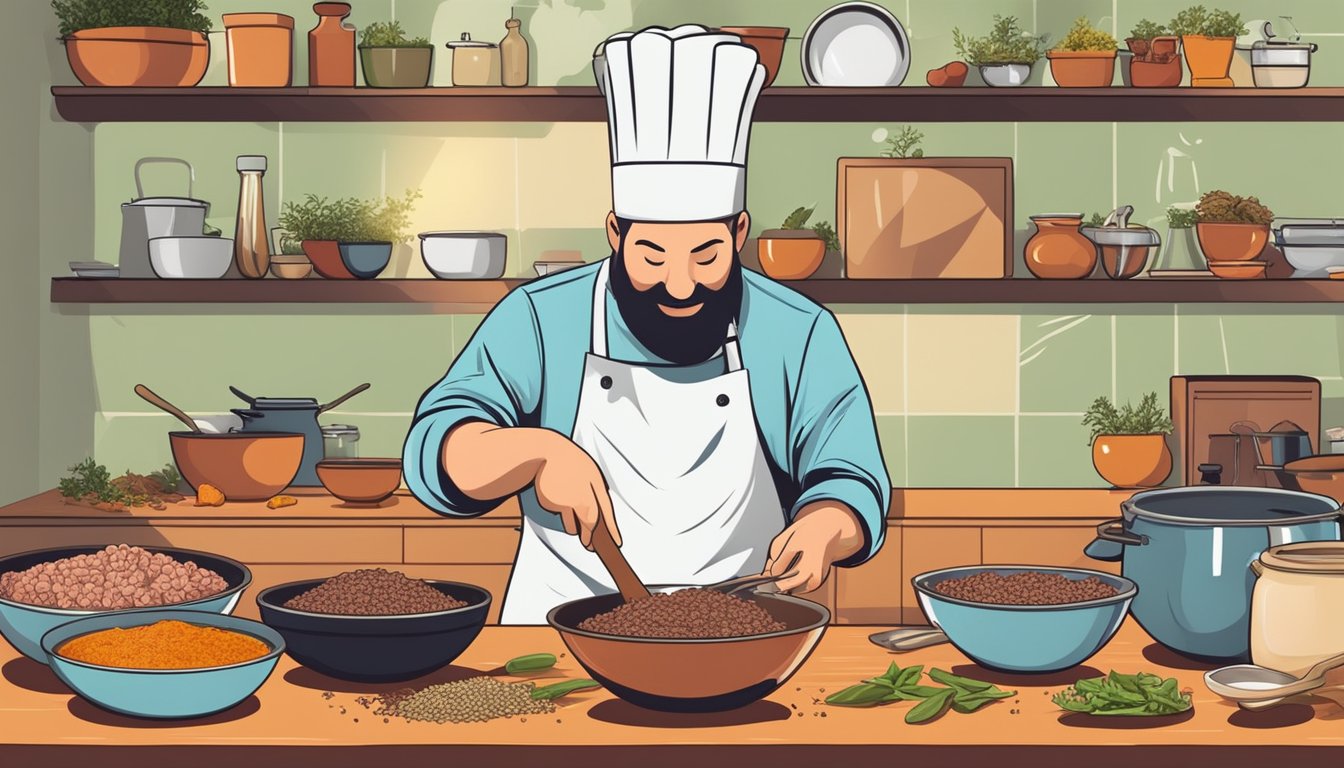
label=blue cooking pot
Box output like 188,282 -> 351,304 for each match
1085,486 -> 1341,662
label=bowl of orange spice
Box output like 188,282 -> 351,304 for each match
41,610 -> 284,719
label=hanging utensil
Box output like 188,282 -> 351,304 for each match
317,382 -> 371,415
134,384 -> 201,433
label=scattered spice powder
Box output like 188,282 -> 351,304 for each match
58,620 -> 270,669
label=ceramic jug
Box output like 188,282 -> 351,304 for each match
1025,214 -> 1096,279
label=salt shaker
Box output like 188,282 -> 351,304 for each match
233,156 -> 271,279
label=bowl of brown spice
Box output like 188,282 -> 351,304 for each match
547,586 -> 829,713
41,610 -> 284,719
913,565 -> 1136,674
256,568 -> 490,682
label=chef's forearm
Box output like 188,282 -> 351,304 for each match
441,421 -> 559,501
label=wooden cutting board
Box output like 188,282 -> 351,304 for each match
1171,375 -> 1321,486
837,157 -> 1013,279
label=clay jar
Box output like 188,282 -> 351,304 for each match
1127,36 -> 1183,87
309,3 -> 355,86
1025,214 -> 1096,279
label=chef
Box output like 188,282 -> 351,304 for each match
404,25 -> 889,624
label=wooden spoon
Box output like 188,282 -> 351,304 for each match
590,517 -> 650,603
134,384 -> 201,432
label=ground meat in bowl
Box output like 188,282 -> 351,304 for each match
0,544 -> 228,611
283,568 -> 468,616
931,571 -> 1119,606
576,588 -> 787,639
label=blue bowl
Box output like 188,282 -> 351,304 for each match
42,609 -> 283,719
913,565 -> 1136,674
0,546 -> 251,663
337,242 -> 392,279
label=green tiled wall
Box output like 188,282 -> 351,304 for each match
77,0 -> 1344,491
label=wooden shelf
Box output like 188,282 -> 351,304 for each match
50,276 -> 1344,305
51,86 -> 1344,123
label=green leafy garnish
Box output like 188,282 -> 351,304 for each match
826,663 -> 1015,724
881,125 -> 925,159
1082,392 -> 1172,444
148,463 -> 182,494
52,0 -> 212,38
530,679 -> 600,700
953,16 -> 1048,66
782,206 -> 815,231
1166,206 -> 1198,229
279,190 -> 421,244
1053,671 -> 1193,716
359,20 -> 431,48
58,458 -> 116,502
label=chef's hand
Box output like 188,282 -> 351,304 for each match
533,432 -> 622,552
764,502 -> 864,594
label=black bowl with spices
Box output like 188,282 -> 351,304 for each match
547,586 -> 828,713
256,570 -> 490,682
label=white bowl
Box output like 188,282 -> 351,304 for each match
419,232 -> 506,279
149,236 -> 233,279
980,63 -> 1032,87
1281,244 -> 1344,277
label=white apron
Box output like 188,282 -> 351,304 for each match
500,259 -> 786,624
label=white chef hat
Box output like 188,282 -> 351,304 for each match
602,25 -> 766,223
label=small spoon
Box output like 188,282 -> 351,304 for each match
705,553 -> 802,596
1205,650 -> 1344,710
869,626 -> 950,652
135,384 -> 201,433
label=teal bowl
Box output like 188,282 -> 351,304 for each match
0,545 -> 251,663
913,565 -> 1136,674
42,609 -> 283,719
337,242 -> 391,279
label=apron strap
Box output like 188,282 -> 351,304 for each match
593,257 -> 743,372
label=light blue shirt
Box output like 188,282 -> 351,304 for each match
403,260 -> 890,567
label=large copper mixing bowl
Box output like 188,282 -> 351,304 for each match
547,589 -> 828,712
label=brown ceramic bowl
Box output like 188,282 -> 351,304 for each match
1279,455 -> 1344,504
1197,222 -> 1270,262
169,431 -> 305,502
548,589 -> 827,712
302,240 -> 354,279
316,458 -> 403,505
1209,260 -> 1267,280
1047,50 -> 1117,87
64,27 -> 209,87
719,27 -> 788,87
758,230 -> 825,280
269,255 -> 313,279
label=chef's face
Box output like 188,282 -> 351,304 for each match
606,212 -> 750,317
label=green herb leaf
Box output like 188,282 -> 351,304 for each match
826,683 -> 893,707
781,206 -> 814,231
505,653 -> 556,675
929,668 -> 995,693
530,679 -> 600,700
905,688 -> 956,724
1053,670 -> 1193,716
894,664 -> 925,688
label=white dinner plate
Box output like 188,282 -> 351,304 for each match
802,2 -> 911,87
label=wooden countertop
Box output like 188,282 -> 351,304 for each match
0,488 -> 1134,528
2,623 -> 1341,766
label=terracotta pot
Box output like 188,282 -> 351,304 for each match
302,240 -> 353,279
1047,50 -> 1116,87
309,2 -> 356,87
758,230 -> 825,280
222,13 -> 295,87
360,47 -> 433,87
1092,434 -> 1173,489
1182,35 -> 1236,86
63,27 -> 209,87
1196,222 -> 1269,263
1126,38 -> 1151,58
719,27 -> 787,87
1130,55 -> 1183,87
1025,215 -> 1096,279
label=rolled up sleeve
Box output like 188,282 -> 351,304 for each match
403,289 -> 545,518
787,310 -> 891,566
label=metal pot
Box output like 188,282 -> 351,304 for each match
1085,486 -> 1341,662
118,157 -> 210,278
230,383 -> 370,487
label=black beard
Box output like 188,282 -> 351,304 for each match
608,250 -> 743,366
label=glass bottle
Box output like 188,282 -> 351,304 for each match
234,156 -> 271,279
309,2 -> 355,86
500,15 -> 529,86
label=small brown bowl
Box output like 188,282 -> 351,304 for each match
1196,222 -> 1270,262
269,255 -> 313,280
316,458 -> 403,505
1209,260 -> 1266,280
1279,455 -> 1344,504
718,27 -> 788,87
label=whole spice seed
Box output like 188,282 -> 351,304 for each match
577,588 -> 785,638
58,620 -> 270,669
376,677 -> 556,724
283,568 -> 467,615
0,544 -> 228,610
932,571 -> 1119,605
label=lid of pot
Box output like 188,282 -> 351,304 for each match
1122,486 -> 1341,527
1082,226 -> 1160,247
447,33 -> 496,48
124,196 -> 209,208
1259,542 -> 1344,574
321,424 -> 360,436
252,397 -> 320,409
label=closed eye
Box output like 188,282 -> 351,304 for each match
644,257 -> 666,267
695,254 -> 718,266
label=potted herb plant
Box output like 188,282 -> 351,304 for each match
1084,393 -> 1174,488
1170,6 -> 1247,87
1047,17 -> 1118,87
1125,19 -> 1182,87
53,0 -> 212,86
280,190 -> 420,279
359,21 -> 434,87
1194,189 -> 1274,266
757,206 -> 834,281
953,15 -> 1047,87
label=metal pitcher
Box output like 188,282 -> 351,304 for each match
118,157 -> 210,278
